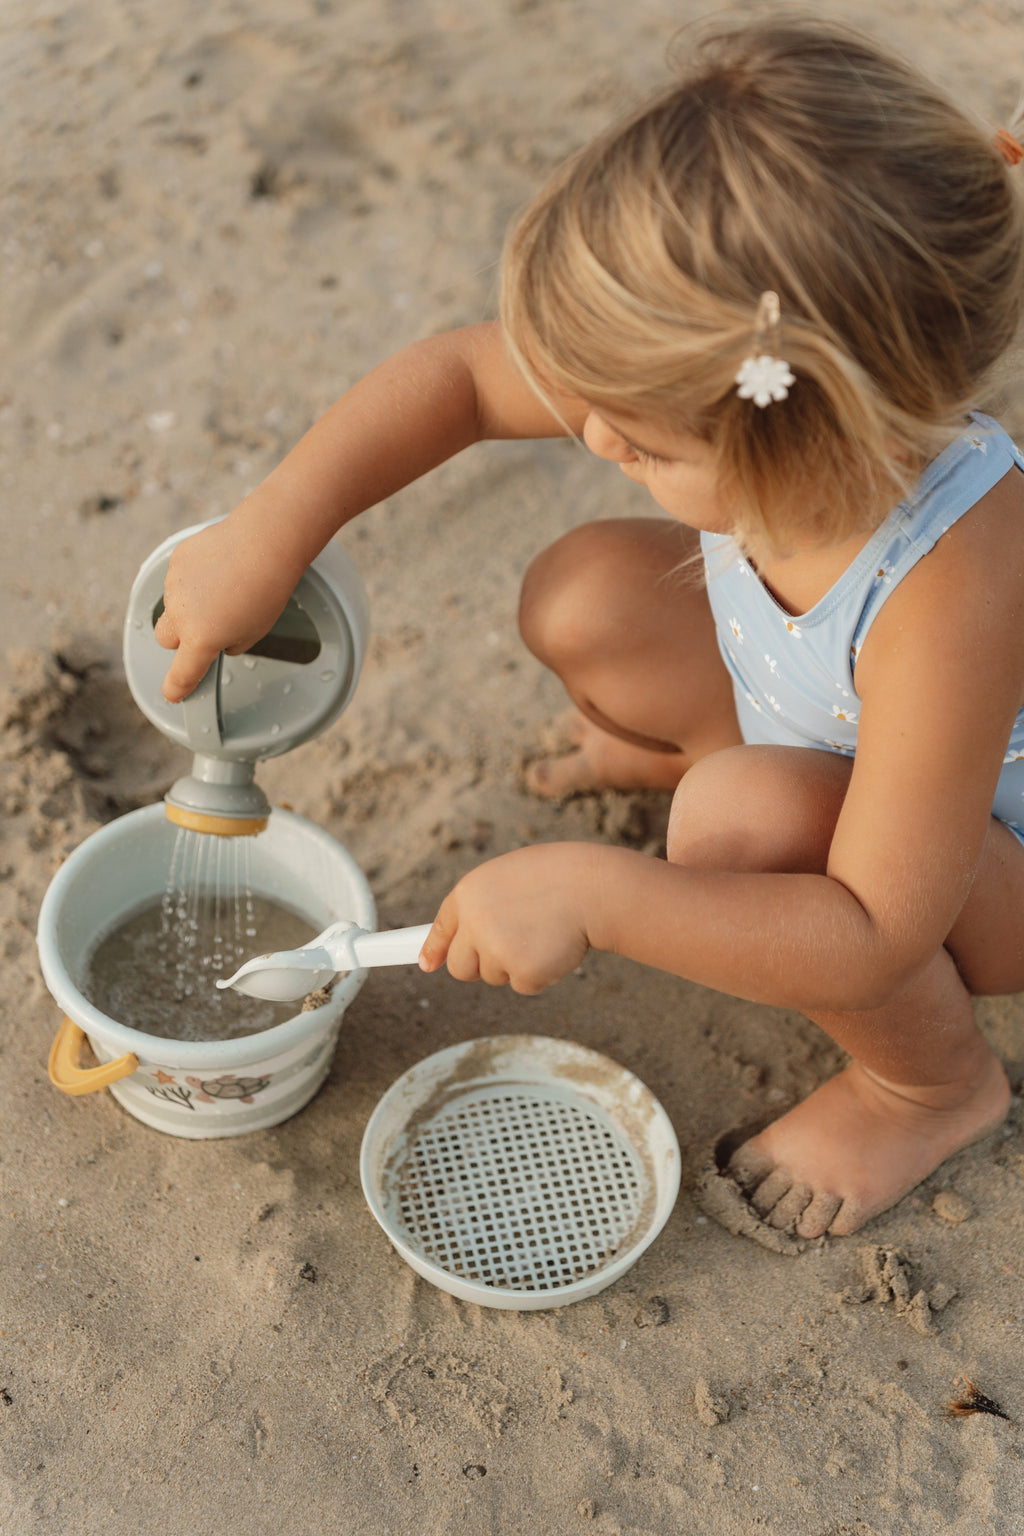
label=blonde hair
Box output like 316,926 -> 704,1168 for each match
500,19 -> 1024,550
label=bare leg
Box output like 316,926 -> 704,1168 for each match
518,519 -> 741,797
521,524 -> 1015,1236
669,746 -> 1016,1239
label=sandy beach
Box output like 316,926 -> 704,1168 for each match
3,1 -> 1024,1531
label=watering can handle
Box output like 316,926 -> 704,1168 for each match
48,1018 -> 138,1096
180,653 -> 224,749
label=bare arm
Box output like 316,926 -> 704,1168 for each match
156,323 -> 582,700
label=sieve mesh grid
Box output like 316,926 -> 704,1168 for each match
389,1084 -> 649,1292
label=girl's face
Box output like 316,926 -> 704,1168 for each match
582,410 -> 731,533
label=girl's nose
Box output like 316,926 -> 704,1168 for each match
582,411 -> 631,463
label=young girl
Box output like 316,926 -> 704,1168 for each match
156,19 -> 1024,1243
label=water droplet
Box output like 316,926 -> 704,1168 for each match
133,618 -> 143,630
282,682 -> 292,695
243,657 -> 257,670
320,669 -> 336,683
270,723 -> 281,736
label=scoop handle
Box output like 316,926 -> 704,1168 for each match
351,924 -> 433,968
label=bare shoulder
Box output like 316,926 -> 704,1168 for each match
857,460 -> 1024,704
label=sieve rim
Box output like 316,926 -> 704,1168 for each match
359,1035 -> 680,1310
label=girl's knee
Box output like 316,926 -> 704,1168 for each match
667,745 -> 849,873
519,520 -> 643,665
667,748 -> 758,869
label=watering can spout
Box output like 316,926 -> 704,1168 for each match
160,655 -> 271,835
164,753 -> 271,837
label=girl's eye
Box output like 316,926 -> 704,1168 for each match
618,435 -> 662,464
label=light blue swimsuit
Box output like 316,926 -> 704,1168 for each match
700,413 -> 1024,846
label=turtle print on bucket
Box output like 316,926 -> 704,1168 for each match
184,1073 -> 272,1104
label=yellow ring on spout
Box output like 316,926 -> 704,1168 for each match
165,804 -> 269,837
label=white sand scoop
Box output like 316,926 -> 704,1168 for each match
217,920 -> 433,1001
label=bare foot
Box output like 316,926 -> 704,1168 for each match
727,1053 -> 1011,1239
524,711 -> 687,799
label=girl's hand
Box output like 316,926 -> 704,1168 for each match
419,843 -> 602,994
155,516 -> 306,702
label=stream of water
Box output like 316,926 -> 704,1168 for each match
85,827 -> 319,1041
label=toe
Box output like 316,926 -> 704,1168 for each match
523,757 -> 557,795
822,1197 -> 868,1238
726,1142 -> 774,1192
794,1190 -> 843,1239
539,709 -> 586,752
764,1182 -> 813,1232
523,750 -> 592,800
748,1165 -> 794,1217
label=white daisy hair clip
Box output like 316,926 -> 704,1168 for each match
735,290 -> 795,408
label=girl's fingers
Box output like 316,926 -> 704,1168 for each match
419,903 -> 496,985
161,645 -> 219,703
152,612 -> 178,649
418,903 -> 457,972
448,950 -> 482,983
154,610 -> 217,702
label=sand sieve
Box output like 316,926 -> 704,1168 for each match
360,1035 -> 680,1309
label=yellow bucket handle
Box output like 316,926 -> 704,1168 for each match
48,1017 -> 138,1096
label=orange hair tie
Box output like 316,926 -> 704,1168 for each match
994,128 -> 1024,166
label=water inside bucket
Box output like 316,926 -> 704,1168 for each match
84,894 -> 318,1041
